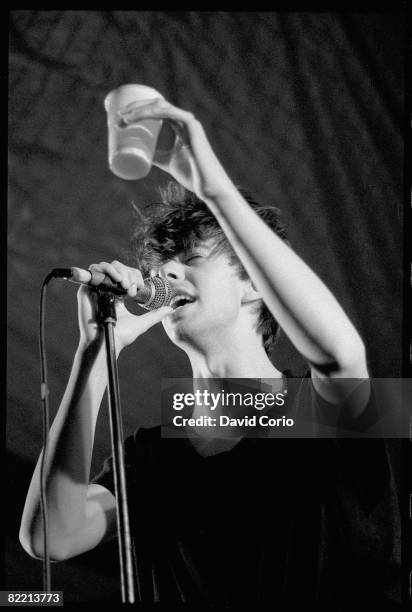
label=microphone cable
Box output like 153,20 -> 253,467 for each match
38,270 -> 65,591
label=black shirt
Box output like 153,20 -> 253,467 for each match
93,374 -> 401,607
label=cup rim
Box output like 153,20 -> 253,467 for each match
104,84 -> 163,110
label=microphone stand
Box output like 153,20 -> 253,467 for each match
97,290 -> 136,604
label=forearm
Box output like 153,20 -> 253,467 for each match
205,184 -> 365,370
20,338 -> 109,553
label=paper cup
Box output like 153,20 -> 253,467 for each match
104,84 -> 164,180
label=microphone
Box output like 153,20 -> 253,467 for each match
51,267 -> 175,311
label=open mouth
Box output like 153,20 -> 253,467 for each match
169,294 -> 196,310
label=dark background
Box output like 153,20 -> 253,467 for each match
7,10 -> 405,602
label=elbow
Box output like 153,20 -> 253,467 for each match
313,337 -> 368,378
19,524 -> 43,560
336,337 -> 369,378
19,514 -> 38,559
19,524 -> 71,562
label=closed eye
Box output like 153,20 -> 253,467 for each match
185,255 -> 203,264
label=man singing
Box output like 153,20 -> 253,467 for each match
20,97 -> 399,606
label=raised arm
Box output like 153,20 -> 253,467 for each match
119,99 -> 369,403
19,262 -> 172,561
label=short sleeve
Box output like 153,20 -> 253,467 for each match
296,375 -> 392,505
292,375 -> 401,602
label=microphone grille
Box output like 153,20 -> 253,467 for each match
140,277 -> 175,310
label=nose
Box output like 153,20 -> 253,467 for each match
158,260 -> 186,283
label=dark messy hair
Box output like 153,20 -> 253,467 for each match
130,182 -> 289,355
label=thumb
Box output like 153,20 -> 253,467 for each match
137,306 -> 174,334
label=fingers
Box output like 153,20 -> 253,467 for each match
119,97 -> 159,115
118,98 -> 197,134
118,98 -> 210,170
88,261 -> 144,297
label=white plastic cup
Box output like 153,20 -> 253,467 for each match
104,84 -> 164,180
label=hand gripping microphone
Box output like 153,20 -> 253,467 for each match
51,267 -> 175,311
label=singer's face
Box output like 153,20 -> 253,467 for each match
155,239 -> 248,351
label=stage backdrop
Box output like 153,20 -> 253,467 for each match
7,11 -> 404,601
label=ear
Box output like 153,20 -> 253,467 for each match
240,279 -> 261,304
